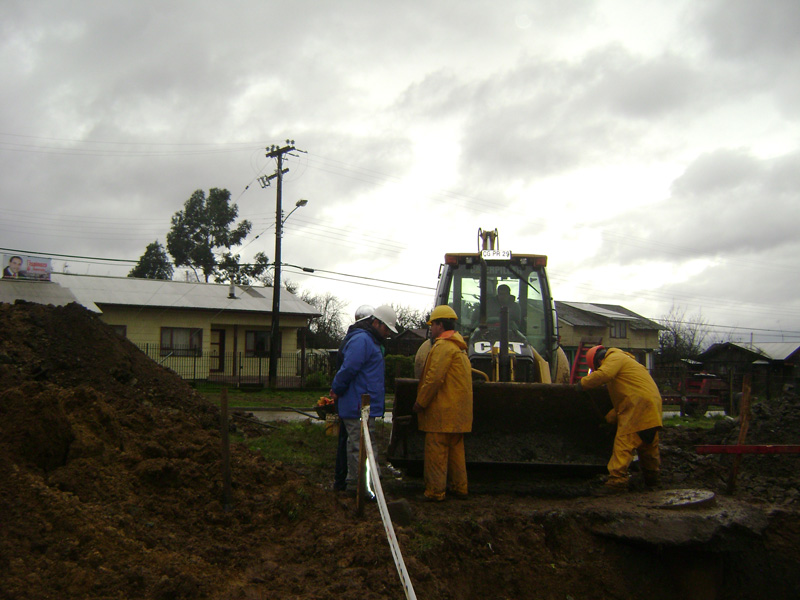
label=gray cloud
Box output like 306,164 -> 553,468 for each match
692,0 -> 800,118
597,148 -> 800,264
1,1 -> 799,339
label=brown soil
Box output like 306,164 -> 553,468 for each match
1,301 -> 799,599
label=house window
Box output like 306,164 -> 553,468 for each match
610,320 -> 627,339
245,330 -> 277,357
160,327 -> 202,356
112,325 -> 127,337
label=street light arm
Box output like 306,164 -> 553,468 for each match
282,262 -> 315,273
281,199 -> 309,225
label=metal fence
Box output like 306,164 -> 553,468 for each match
134,342 -> 797,398
652,365 -> 797,403
135,344 -> 337,389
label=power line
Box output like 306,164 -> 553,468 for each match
0,247 -> 137,264
3,244 -> 798,339
2,137 -> 792,278
0,132 -> 261,147
0,133 -> 794,279
548,272 -> 800,322
654,319 -> 800,336
282,265 -> 433,291
282,268 -> 432,296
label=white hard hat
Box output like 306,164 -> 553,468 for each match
372,305 -> 398,333
355,304 -> 374,321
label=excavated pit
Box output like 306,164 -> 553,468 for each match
1,301 -> 799,599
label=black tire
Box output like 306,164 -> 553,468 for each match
683,402 -> 708,418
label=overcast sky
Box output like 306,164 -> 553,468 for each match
2,0 -> 799,345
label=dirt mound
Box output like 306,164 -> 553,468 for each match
660,391 -> 800,504
1,301 -> 799,599
0,302 -> 399,599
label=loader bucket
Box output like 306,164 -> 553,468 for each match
388,378 -> 615,475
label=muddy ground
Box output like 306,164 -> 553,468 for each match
1,302 -> 799,599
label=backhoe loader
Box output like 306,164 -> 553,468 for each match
388,229 -> 614,473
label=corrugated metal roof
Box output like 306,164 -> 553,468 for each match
555,301 -> 606,327
699,342 -> 800,363
555,301 -> 662,330
560,301 -> 639,321
590,303 -> 663,330
748,342 -> 800,361
48,273 -> 320,317
0,279 -> 82,308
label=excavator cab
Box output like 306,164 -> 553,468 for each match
440,250 -> 566,384
388,229 -> 613,474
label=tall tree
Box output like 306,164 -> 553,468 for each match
215,251 -> 270,285
391,303 -> 429,332
129,241 -> 173,280
658,304 -> 710,362
166,188 -> 251,282
300,290 -> 347,348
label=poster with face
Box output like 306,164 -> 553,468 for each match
2,254 -> 51,281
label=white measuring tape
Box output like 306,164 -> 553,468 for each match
361,405 -> 418,600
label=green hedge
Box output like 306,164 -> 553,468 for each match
384,354 -> 416,392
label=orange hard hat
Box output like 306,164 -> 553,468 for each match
585,345 -> 605,371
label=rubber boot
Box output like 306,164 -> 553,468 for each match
643,469 -> 661,490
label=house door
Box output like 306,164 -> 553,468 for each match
210,329 -> 225,373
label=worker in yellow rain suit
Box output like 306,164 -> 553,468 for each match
413,305 -> 473,502
578,346 -> 663,492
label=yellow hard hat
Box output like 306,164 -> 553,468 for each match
427,305 -> 458,324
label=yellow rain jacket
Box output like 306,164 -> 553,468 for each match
416,330 -> 473,433
580,348 -> 662,436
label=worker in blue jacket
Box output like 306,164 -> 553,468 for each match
330,305 -> 398,495
332,305 -> 374,492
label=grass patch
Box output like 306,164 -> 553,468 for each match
240,421 -> 338,469
408,518 -> 447,554
195,384 -> 327,408
196,382 -> 395,410
663,414 -> 732,429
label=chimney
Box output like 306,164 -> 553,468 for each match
228,281 -> 236,299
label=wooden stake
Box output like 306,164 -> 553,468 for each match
221,387 -> 233,508
726,374 -> 752,494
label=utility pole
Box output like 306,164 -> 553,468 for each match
262,142 -> 295,389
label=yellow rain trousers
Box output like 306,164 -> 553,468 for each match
416,330 -> 473,501
581,348 -> 663,488
606,429 -> 661,488
423,432 -> 468,501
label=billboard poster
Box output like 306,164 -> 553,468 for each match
2,254 -> 52,281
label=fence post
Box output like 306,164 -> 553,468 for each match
729,370 -> 735,416
300,332 -> 307,387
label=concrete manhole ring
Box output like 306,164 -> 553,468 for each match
641,489 -> 717,510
